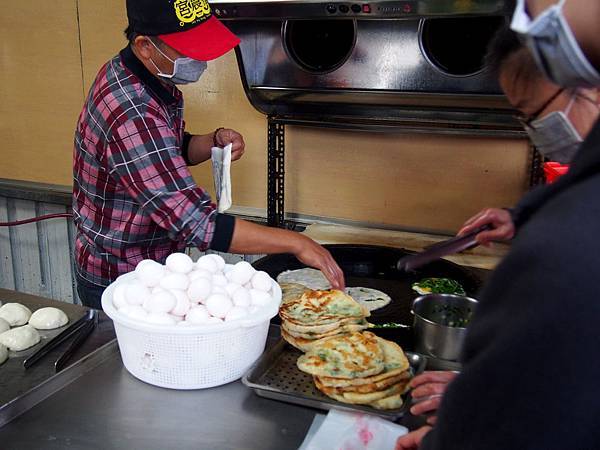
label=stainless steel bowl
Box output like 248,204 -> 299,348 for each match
412,294 -> 478,361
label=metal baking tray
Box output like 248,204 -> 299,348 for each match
242,339 -> 425,420
0,290 -> 117,428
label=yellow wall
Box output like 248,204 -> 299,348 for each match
0,0 -> 84,183
0,0 -> 531,232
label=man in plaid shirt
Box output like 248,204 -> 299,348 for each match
73,0 -> 344,308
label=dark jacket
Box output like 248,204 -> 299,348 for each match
421,120 -> 600,450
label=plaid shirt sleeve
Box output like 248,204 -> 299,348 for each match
105,111 -> 219,250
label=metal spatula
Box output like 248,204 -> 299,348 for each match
396,225 -> 492,272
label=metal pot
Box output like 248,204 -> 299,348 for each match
412,294 -> 478,361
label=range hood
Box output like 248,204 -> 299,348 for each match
213,0 -> 521,135
212,0 -> 509,19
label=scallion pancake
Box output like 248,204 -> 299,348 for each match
297,331 -> 384,379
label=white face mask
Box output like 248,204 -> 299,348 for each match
524,93 -> 583,164
148,39 -> 207,85
511,0 -> 600,88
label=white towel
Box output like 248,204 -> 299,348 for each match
298,409 -> 408,450
211,143 -> 232,213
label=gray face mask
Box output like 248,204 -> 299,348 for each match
149,39 -> 207,85
524,94 -> 582,164
511,0 -> 600,88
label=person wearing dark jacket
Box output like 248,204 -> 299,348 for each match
458,23 -> 599,246
397,0 -> 600,448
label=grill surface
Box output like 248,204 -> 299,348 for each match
253,244 -> 484,349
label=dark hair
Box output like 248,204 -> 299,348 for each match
484,20 -> 523,75
124,25 -> 139,44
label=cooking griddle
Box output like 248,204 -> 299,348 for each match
252,244 -> 485,349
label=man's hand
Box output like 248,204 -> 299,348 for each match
215,128 -> 245,161
293,234 -> 346,290
457,208 -> 515,245
409,371 -> 458,421
395,426 -> 432,450
227,219 -> 345,290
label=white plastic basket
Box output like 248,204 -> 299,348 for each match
101,272 -> 281,390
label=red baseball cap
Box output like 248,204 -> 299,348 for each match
126,0 -> 240,61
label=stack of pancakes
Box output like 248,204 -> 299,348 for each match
279,285 -> 371,352
297,331 -> 411,410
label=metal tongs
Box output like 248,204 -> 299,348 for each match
396,225 -> 492,272
23,309 -> 98,372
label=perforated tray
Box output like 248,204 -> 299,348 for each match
242,339 -> 425,420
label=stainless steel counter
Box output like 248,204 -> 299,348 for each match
0,341 -> 318,450
0,291 -> 427,449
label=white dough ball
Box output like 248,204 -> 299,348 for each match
185,305 -> 211,324
232,288 -> 251,307
205,294 -> 233,319
126,281 -> 152,305
196,255 -> 219,273
0,325 -> 40,351
121,305 -> 148,321
189,269 -> 212,282
0,344 -> 7,365
112,283 -> 129,310
212,274 -> 228,287
206,316 -> 223,324
188,278 -> 212,304
160,272 -> 190,291
135,260 -> 166,287
145,313 -> 176,326
0,318 -> 10,334
224,283 -> 242,296
28,307 -> 69,330
225,306 -> 249,322
170,290 -> 191,316
143,291 -> 177,314
210,286 -> 227,296
249,289 -> 272,307
0,303 -> 32,326
225,261 -> 256,285
205,254 -> 226,271
152,286 -> 166,295
165,253 -> 194,274
251,271 -> 273,292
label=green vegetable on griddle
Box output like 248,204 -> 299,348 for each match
412,277 -> 466,296
370,322 -> 405,329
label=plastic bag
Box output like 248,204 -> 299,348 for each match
299,409 -> 408,450
211,143 -> 232,213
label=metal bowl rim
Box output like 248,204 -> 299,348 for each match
411,293 -> 478,330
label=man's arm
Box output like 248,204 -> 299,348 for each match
185,128 -> 246,165
228,218 -> 345,290
107,118 -> 344,289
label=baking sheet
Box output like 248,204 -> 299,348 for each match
243,339 -> 426,420
0,290 -> 116,428
0,296 -> 89,361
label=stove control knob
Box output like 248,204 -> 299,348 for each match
339,4 -> 350,13
351,4 -> 361,13
326,4 -> 337,13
